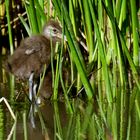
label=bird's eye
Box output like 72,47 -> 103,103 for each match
52,28 -> 58,33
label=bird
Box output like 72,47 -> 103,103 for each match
5,19 -> 65,100
6,19 -> 64,79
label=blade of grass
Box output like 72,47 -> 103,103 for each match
23,112 -> 28,140
24,0 -> 39,34
52,0 -> 93,100
82,0 -> 94,62
53,43 -> 60,100
5,0 -> 15,100
53,102 -> 63,139
18,15 -> 31,36
103,0 -> 140,90
5,0 -> 14,54
87,0 -> 113,104
130,0 -> 139,65
35,1 -> 47,31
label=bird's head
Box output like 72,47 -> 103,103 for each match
42,20 -> 66,42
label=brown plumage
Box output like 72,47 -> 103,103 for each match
5,20 -> 65,99
6,20 -> 63,79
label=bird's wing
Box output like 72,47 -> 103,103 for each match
24,42 -> 42,55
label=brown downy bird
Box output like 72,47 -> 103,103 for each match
5,20 -> 65,99
6,20 -> 64,79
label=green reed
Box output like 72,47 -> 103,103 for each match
53,0 -> 94,100
51,0 -> 139,139
23,112 -> 28,140
2,0 -> 140,139
5,0 -> 15,100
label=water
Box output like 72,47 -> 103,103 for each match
0,74 -> 140,140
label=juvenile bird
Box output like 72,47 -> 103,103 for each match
6,20 -> 63,79
6,19 -> 65,100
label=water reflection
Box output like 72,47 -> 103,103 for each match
2,96 -> 69,140
2,84 -> 140,140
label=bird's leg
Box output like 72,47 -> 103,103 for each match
28,73 -> 36,128
29,85 -> 42,128
29,72 -> 34,102
29,104 -> 36,128
33,84 -> 41,105
29,72 -> 41,104
29,73 -> 41,128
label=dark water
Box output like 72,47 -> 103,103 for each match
0,92 -> 70,140
1,74 -> 140,140
0,81 -> 86,140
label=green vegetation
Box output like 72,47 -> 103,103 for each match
0,0 -> 140,139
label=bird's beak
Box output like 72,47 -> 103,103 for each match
57,33 -> 67,41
